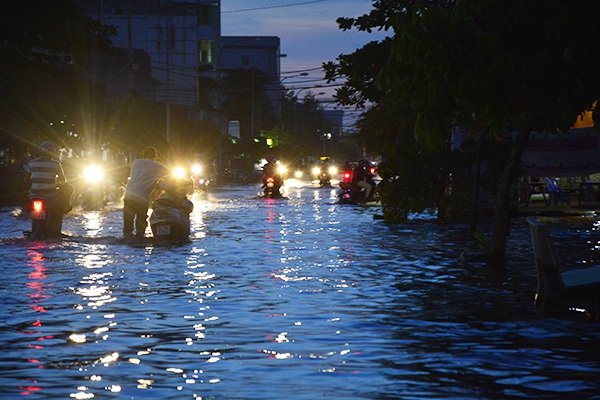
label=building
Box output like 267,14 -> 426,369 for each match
76,0 -> 221,112
219,36 -> 283,81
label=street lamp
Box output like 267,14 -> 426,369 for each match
322,132 -> 332,155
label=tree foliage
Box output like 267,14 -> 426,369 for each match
0,0 -> 118,152
329,0 -> 600,261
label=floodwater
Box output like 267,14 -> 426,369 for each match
1,181 -> 599,399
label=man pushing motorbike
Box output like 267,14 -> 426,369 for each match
123,146 -> 170,240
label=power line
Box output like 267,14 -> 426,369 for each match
223,0 -> 333,14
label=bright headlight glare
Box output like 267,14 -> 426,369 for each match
83,165 -> 104,183
311,166 -> 321,175
172,167 -> 187,179
277,165 -> 288,174
328,166 -> 338,175
191,164 -> 202,175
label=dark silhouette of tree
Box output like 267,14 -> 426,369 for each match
327,0 -> 600,264
0,0 -> 117,153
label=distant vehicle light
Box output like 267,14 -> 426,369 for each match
311,166 -> 321,175
328,166 -> 338,175
277,164 -> 288,174
294,170 -> 303,179
191,164 -> 202,175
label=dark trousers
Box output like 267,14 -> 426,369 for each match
123,198 -> 149,238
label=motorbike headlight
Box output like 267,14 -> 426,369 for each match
172,167 -> 187,179
83,165 -> 104,184
328,166 -> 338,175
311,166 -> 321,175
191,164 -> 202,175
294,170 -> 303,179
277,164 -> 288,175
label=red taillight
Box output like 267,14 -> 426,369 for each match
33,200 -> 44,212
31,200 -> 46,220
369,167 -> 376,175
266,177 -> 275,184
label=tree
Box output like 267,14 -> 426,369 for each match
329,0 -> 600,263
0,0 -> 117,153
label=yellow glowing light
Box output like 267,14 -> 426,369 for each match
172,167 -> 187,179
191,164 -> 202,175
277,164 -> 288,174
83,165 -> 104,183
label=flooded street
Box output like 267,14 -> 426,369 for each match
1,181 -> 599,399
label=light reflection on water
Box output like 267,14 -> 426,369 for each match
0,183 -> 599,399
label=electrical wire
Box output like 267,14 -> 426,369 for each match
223,0 -> 333,14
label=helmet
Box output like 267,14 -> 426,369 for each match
40,141 -> 56,153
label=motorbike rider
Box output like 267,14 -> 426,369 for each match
262,156 -> 283,190
123,146 -> 170,240
319,157 -> 333,186
28,141 -> 74,214
351,159 -> 375,200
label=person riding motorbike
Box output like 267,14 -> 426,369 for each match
351,159 -> 375,200
28,141 -> 74,215
123,146 -> 170,240
262,156 -> 283,193
319,157 -> 334,187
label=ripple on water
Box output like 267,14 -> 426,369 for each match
1,188 -> 599,399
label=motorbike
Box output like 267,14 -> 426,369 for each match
149,177 -> 194,241
313,165 -> 337,187
78,164 -> 109,210
263,174 -> 283,198
191,163 -> 210,196
338,172 -> 377,204
26,195 -> 64,240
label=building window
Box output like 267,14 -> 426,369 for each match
199,41 -> 212,63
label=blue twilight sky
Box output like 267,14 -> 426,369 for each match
221,0 -> 389,103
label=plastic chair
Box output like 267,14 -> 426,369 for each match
544,178 -> 570,205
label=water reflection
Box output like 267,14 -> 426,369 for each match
0,186 -> 599,399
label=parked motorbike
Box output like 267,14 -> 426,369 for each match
78,164 -> 108,210
149,177 -> 194,241
26,196 -> 64,240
